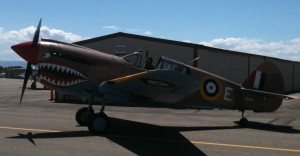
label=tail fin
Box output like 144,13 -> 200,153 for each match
243,61 -> 284,94
241,61 -> 284,112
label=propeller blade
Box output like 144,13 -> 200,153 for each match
32,18 -> 42,47
20,63 -> 32,104
18,18 -> 42,104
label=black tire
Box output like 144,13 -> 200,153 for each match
75,107 -> 94,126
239,117 -> 248,127
88,112 -> 110,134
31,83 -> 37,89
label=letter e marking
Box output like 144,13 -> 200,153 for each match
224,87 -> 233,101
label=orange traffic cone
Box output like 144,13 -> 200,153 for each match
50,90 -> 54,101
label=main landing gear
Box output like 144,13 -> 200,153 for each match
31,82 -> 37,89
75,100 -> 110,134
239,110 -> 248,127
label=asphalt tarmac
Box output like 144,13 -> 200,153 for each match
0,79 -> 300,156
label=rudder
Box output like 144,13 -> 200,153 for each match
242,61 -> 284,112
243,61 -> 284,94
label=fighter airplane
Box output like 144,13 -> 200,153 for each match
11,19 -> 291,134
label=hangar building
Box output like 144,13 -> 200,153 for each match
74,32 -> 300,93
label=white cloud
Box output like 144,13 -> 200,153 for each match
0,26 -> 85,60
199,37 -> 300,61
40,26 -> 83,42
0,26 -> 35,43
0,26 -> 84,43
144,31 -> 153,35
102,25 -> 121,30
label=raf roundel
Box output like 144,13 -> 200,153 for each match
204,80 -> 218,96
200,76 -> 223,102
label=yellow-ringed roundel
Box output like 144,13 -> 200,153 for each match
200,76 -> 223,102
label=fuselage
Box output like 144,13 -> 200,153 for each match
12,39 -> 283,112
13,39 -> 240,108
10,20 -> 286,131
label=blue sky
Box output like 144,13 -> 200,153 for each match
1,0 -> 300,61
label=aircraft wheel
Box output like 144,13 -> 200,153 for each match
75,107 -> 94,126
239,117 -> 248,127
88,112 -> 110,134
31,83 -> 37,89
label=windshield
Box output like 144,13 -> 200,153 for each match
122,52 -> 142,68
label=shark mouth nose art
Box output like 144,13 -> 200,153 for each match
37,63 -> 87,87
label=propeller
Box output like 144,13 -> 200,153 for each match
32,19 -> 42,47
19,18 -> 42,104
20,63 -> 32,104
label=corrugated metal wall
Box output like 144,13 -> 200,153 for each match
80,36 -> 300,93
82,37 -> 194,68
198,49 -> 248,83
197,49 -> 299,92
294,63 -> 300,91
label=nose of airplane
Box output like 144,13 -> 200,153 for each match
11,41 -> 39,64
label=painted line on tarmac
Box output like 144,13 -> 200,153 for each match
0,126 -> 61,133
1,126 -> 300,153
190,140 -> 300,153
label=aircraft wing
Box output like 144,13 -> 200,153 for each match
98,70 -> 200,104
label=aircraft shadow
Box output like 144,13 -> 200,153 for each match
7,131 -> 94,146
106,117 -> 211,156
7,118 -> 299,155
234,121 -> 300,133
7,117 -> 239,155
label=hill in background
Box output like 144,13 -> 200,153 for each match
0,60 -> 26,67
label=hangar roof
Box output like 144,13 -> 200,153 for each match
75,32 -> 205,48
74,32 -> 297,63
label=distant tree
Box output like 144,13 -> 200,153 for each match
5,66 -> 23,69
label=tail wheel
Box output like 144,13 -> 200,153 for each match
88,112 -> 110,134
75,107 -> 94,126
239,117 -> 248,127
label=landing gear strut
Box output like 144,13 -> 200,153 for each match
239,110 -> 248,127
87,100 -> 110,134
75,98 -> 110,134
31,81 -> 37,89
31,76 -> 37,89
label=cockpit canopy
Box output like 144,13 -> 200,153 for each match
156,56 -> 190,74
122,51 -> 142,68
122,52 -> 191,74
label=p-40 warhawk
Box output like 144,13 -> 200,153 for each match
12,19 -> 291,134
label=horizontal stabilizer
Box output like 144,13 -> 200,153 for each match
241,88 -> 295,100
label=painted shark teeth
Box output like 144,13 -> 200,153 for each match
37,63 -> 87,79
38,73 -> 87,87
37,63 -> 87,87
